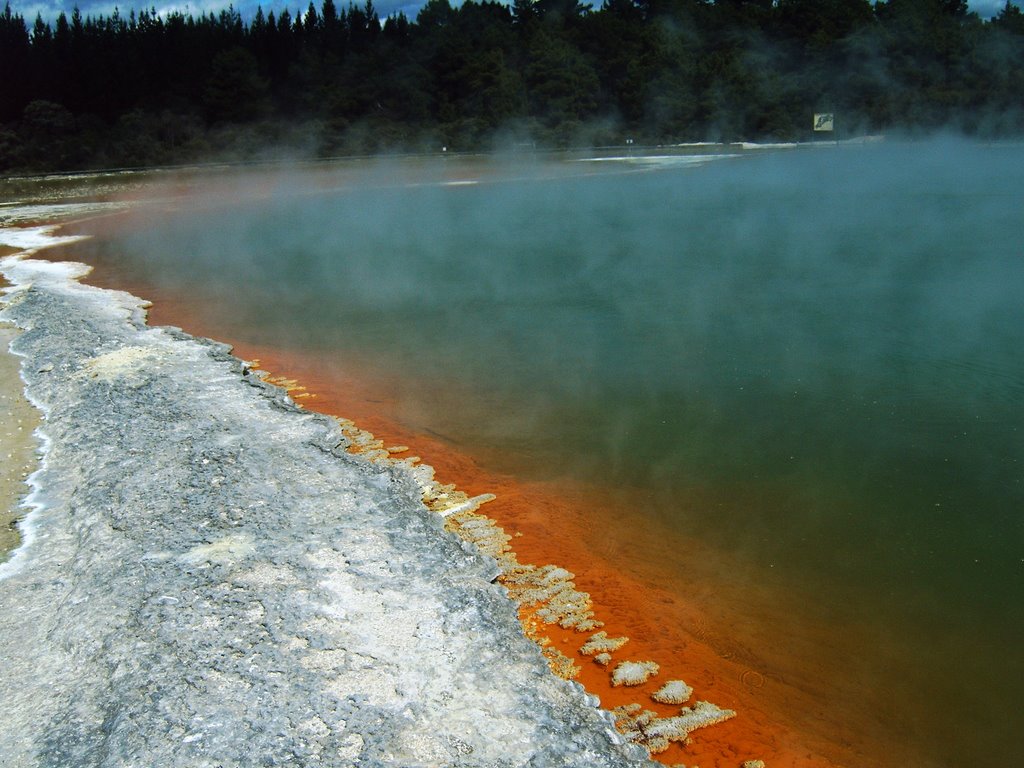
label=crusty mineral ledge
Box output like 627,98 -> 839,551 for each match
0,251 -> 656,768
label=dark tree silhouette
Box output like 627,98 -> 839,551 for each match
0,0 -> 1022,171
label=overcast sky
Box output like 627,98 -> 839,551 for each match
10,0 -> 1011,27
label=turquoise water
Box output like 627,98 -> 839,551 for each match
78,141 -> 1024,764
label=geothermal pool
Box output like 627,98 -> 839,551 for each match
66,141 -> 1023,766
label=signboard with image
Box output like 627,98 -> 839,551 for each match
814,113 -> 835,132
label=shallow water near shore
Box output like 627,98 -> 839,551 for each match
65,141 -> 1024,765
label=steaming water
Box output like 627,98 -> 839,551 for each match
75,140 -> 1023,765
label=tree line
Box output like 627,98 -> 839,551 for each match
1,0 -> 1023,171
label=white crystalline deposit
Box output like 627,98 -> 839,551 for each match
0,251 -> 656,768
613,701 -> 736,755
0,224 -> 89,251
73,344 -> 171,387
499,563 -> 603,633
611,660 -> 661,687
651,680 -> 693,705
641,701 -> 736,752
579,630 -> 629,656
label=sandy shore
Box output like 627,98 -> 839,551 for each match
0,322 -> 39,555
0,237 -> 657,767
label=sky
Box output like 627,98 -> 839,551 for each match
7,0 -> 1011,27
11,0 -> 426,21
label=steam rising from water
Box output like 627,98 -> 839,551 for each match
77,139 -> 1024,765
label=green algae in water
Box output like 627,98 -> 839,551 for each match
76,140 -> 1024,765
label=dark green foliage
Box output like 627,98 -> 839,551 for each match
994,0 -> 1024,32
1,0 -> 1023,172
0,3 -> 31,122
525,29 -> 600,134
16,100 -> 78,168
203,47 -> 270,122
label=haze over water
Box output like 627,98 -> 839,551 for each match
77,140 -> 1024,765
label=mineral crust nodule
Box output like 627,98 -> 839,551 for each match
611,660 -> 661,687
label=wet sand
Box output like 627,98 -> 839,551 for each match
0,322 -> 39,558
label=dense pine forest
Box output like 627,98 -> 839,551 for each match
1,0 -> 1023,171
